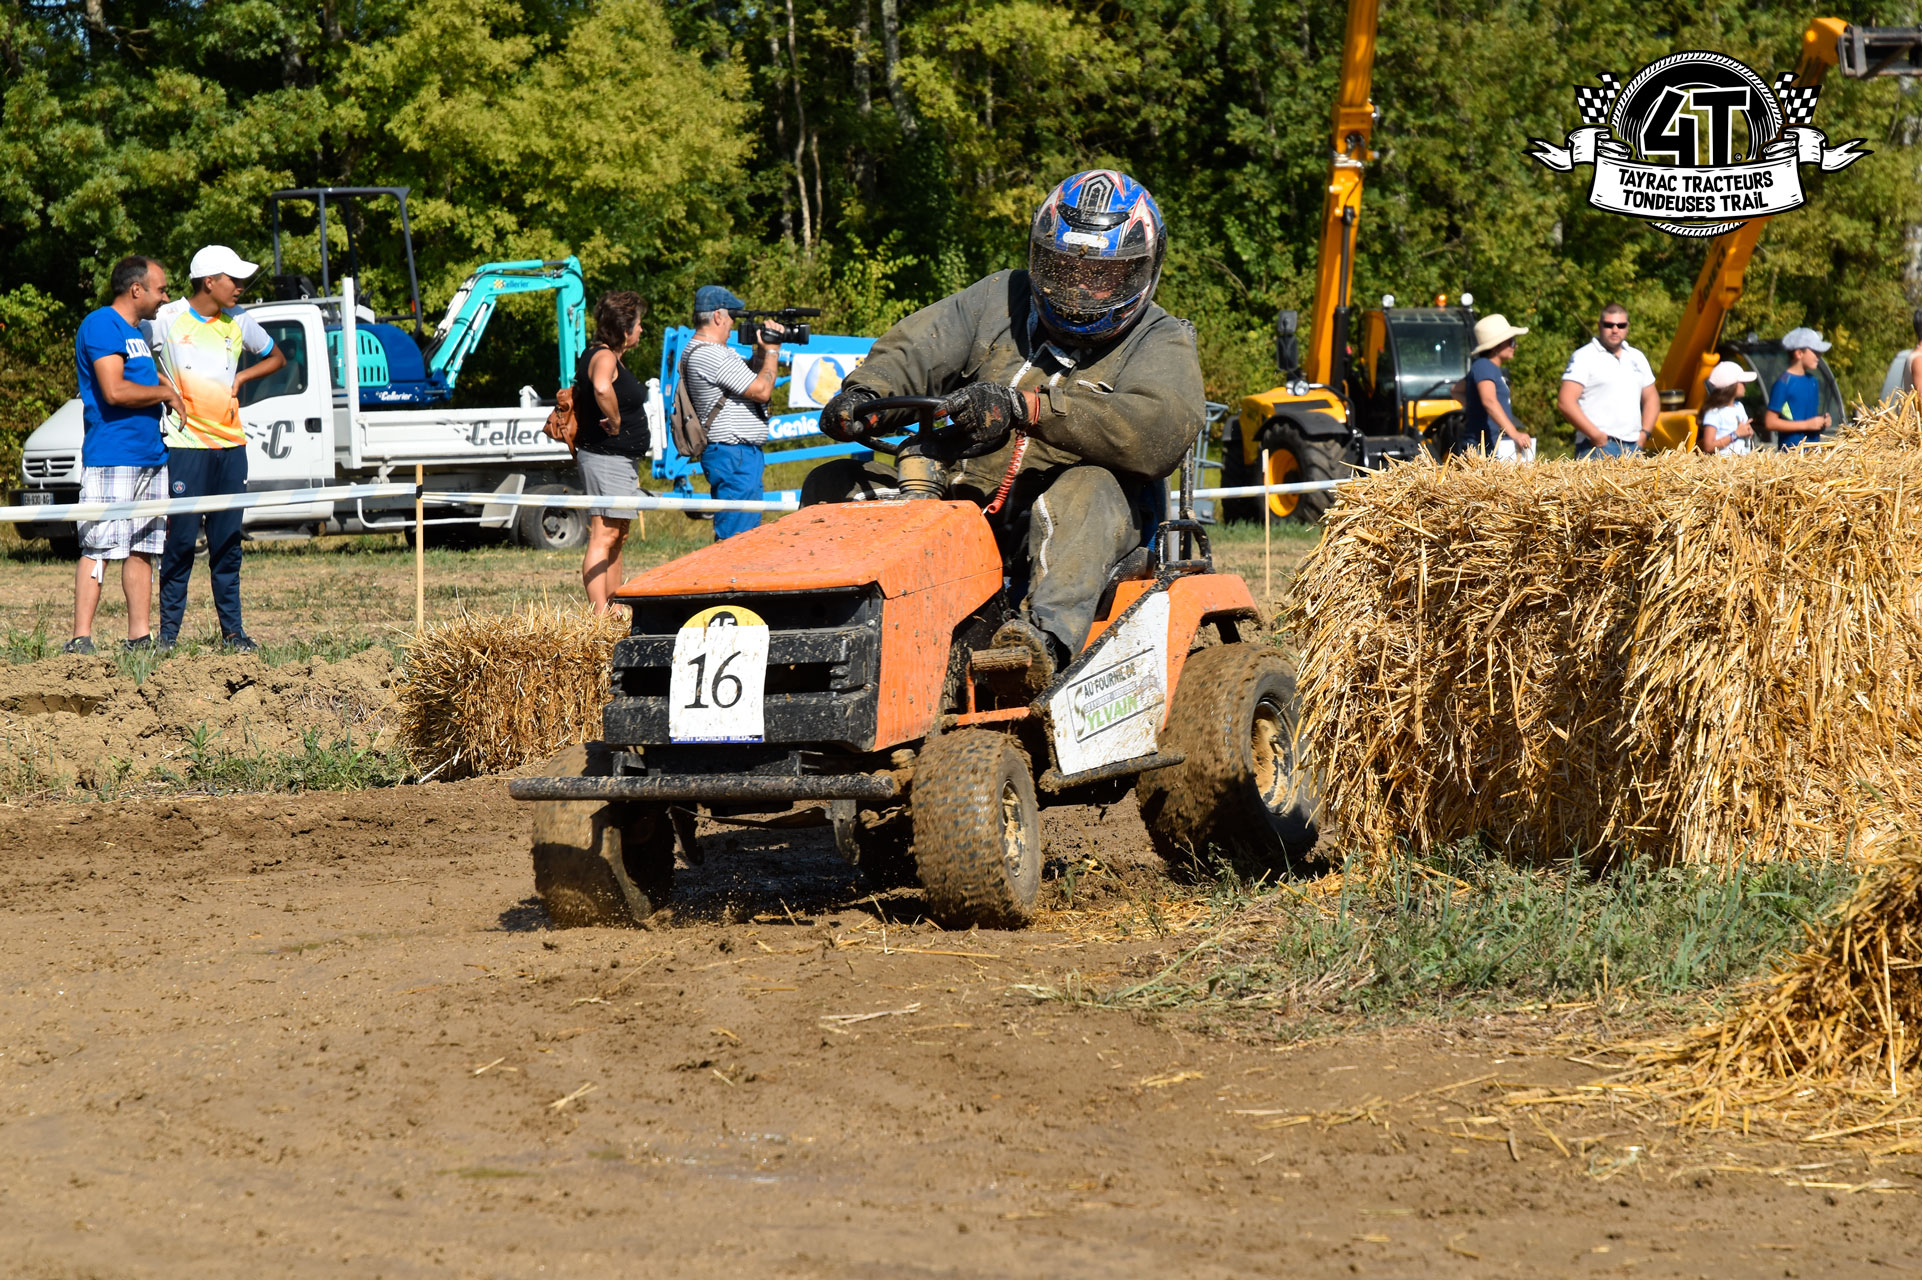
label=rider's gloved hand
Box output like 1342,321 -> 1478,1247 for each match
819,386 -> 879,442
927,382 -> 1033,461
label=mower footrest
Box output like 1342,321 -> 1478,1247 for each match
508,773 -> 902,805
1039,752 -> 1185,793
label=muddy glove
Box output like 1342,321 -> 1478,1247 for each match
819,387 -> 879,442
926,382 -> 1033,462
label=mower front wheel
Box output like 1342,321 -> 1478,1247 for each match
530,742 -> 675,928
910,731 -> 1041,929
1136,644 -> 1319,877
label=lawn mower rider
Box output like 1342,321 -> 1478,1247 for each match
805,170 -> 1204,687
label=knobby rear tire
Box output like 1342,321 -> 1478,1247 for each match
1136,644 -> 1319,878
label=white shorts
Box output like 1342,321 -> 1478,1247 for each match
78,465 -> 169,560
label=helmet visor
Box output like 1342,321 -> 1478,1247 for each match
1028,248 -> 1157,324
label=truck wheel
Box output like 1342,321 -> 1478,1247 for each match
910,731 -> 1041,929
1218,431 -> 1261,524
1136,644 -> 1318,878
517,484 -> 587,551
530,742 -> 674,927
1261,419 -> 1343,524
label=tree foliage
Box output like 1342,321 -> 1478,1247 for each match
3,0 -> 1918,465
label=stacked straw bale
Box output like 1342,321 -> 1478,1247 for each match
1287,396 -> 1922,866
1634,833 -> 1922,1125
397,606 -> 625,778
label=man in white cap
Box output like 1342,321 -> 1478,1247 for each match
1766,327 -> 1834,451
1558,304 -> 1656,458
1697,360 -> 1758,455
1460,314 -> 1531,457
146,245 -> 285,651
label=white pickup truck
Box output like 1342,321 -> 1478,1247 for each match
8,279 -> 642,553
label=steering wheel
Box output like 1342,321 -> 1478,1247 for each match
843,395 -> 947,452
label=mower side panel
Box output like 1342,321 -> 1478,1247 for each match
876,568 -> 1002,749
1088,574 -> 1263,727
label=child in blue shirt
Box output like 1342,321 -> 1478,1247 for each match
1766,327 -> 1834,450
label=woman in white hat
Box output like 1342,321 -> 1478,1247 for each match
1697,360 -> 1758,455
1461,314 -> 1532,459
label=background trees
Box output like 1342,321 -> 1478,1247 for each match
4,0 -> 1918,466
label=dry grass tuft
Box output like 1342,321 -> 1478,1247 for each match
397,606 -> 625,778
1287,393 -> 1922,868
1629,833 -> 1922,1131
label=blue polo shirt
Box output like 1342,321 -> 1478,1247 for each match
1769,371 -> 1822,429
75,306 -> 166,467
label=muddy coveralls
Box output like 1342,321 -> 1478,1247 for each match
803,269 -> 1204,658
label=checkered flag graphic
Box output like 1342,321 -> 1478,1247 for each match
1575,73 -> 1620,125
1775,73 -> 1820,125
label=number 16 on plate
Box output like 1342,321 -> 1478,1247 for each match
668,606 -> 770,743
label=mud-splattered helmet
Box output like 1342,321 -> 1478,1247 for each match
1028,170 -> 1165,344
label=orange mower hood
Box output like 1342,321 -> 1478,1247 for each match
614,500 -> 1002,600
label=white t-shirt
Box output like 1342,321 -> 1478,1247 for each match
1701,401 -> 1750,456
683,339 -> 770,446
1562,337 -> 1655,442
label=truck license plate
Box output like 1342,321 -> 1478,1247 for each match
21,491 -> 52,506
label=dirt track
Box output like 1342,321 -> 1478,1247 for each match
3,781 -> 1918,1277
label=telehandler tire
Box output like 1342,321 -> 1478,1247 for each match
1136,644 -> 1319,877
910,731 -> 1041,929
1262,419 -> 1343,524
517,484 -> 588,551
530,742 -> 675,928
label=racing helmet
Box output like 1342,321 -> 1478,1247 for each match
1028,170 -> 1166,344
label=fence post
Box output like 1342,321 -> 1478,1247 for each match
414,464 -> 425,632
1260,448 -> 1272,609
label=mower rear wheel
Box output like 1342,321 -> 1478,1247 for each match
910,731 -> 1041,929
530,742 -> 675,928
1136,644 -> 1318,877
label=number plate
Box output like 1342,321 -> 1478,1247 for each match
668,605 -> 769,743
21,491 -> 52,506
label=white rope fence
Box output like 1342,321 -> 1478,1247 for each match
0,482 -> 419,525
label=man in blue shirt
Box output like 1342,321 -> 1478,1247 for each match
1766,327 -> 1834,451
69,255 -> 186,654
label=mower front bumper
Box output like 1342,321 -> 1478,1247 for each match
508,773 -> 902,805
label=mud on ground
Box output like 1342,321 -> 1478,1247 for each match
2,782 -> 1917,1277
0,650 -> 397,790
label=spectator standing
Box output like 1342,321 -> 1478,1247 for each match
683,285 -> 783,541
68,256 -> 185,654
1459,314 -> 1531,458
572,291 -> 650,613
1697,361 -> 1758,455
1766,328 -> 1834,450
148,246 -> 283,652
1558,304 -> 1657,458
1877,310 -> 1922,403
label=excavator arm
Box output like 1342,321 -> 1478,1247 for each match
1652,19 -> 1921,450
423,257 -> 588,392
1305,0 -> 1380,387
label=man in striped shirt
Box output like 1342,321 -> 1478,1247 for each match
683,286 -> 786,540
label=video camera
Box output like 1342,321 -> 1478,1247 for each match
735,307 -> 821,347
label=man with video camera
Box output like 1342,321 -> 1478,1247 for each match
684,285 -> 786,540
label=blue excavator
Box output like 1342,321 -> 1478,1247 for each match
266,186 -> 586,407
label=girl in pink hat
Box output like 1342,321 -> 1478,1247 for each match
1697,361 -> 1758,456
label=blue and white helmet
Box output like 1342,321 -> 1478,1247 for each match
1028,170 -> 1166,344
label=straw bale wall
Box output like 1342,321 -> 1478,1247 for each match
397,606 -> 625,779
1287,399 -> 1922,866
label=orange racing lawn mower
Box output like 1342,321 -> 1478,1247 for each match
508,397 -> 1319,929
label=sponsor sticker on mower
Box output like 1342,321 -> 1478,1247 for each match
1049,592 -> 1170,778
669,605 -> 769,744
